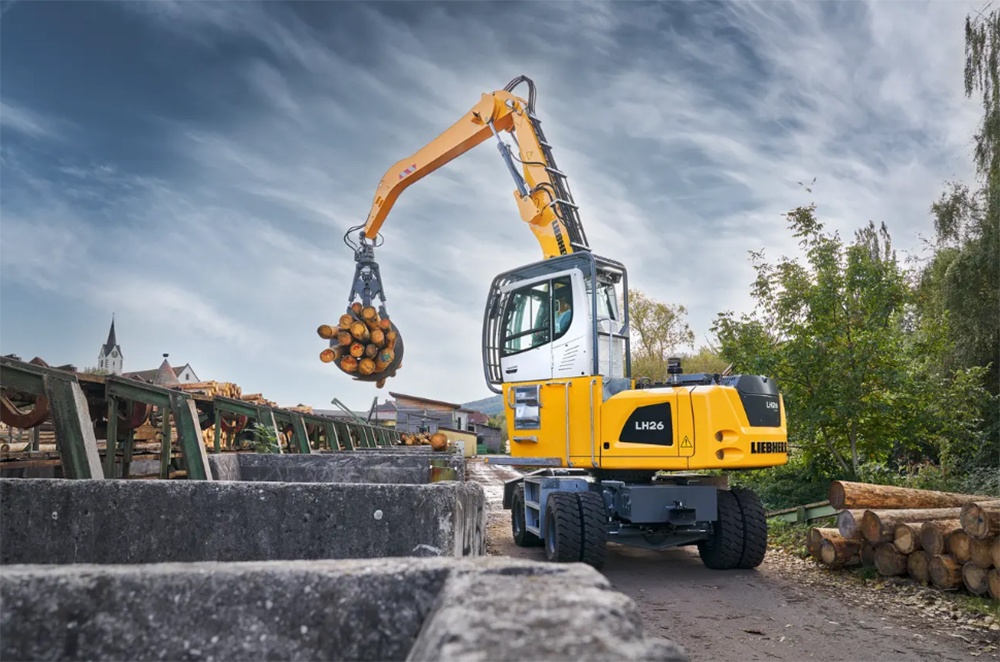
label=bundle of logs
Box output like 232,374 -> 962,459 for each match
240,393 -> 278,408
317,303 -> 399,389
175,381 -> 243,399
399,431 -> 449,451
807,481 -> 1000,600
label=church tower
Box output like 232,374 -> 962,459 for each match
97,316 -> 123,375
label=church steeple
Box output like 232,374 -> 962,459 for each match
97,315 -> 123,375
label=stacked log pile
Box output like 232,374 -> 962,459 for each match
808,481 -> 1000,600
317,303 -> 400,389
240,393 -> 278,408
175,381 -> 242,399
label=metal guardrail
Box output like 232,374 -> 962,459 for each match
766,500 -> 838,523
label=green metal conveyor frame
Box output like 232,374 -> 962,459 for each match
1,356 -> 402,480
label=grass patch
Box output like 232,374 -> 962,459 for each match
958,594 -> 1000,619
766,519 -> 812,558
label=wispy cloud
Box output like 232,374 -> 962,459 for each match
0,0 -> 985,409
0,100 -> 64,139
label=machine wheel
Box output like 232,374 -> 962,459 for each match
731,487 -> 768,569
697,489 -> 745,570
577,491 -> 609,569
511,484 -> 542,547
544,492 -> 583,563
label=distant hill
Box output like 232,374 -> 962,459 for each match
462,394 -> 504,416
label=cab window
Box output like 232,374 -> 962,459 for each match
502,276 -> 574,357
502,282 -> 549,356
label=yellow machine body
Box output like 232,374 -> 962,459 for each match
502,375 -> 788,471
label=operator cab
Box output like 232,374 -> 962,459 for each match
482,252 -> 631,393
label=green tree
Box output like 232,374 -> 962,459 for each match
678,345 -> 730,375
907,6 -> 1000,475
627,289 -> 695,380
713,203 -> 987,478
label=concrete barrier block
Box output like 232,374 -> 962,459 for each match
0,557 -> 687,662
206,452 -> 464,483
0,478 -> 485,564
207,452 -> 464,483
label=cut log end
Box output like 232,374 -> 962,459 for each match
919,519 -> 962,557
929,555 -> 963,590
948,529 -> 972,565
874,543 -> 908,577
860,540 -> 876,567
838,510 -> 865,541
961,502 -> 1000,540
962,562 -> 990,596
969,536 -> 995,569
988,569 -> 1000,601
893,522 -> 922,555
807,527 -> 840,559
907,550 -> 931,584
820,537 -> 860,568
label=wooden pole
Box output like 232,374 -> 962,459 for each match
989,569 -> 1000,600
992,536 -> 1000,569
861,507 -> 961,544
828,481 -> 996,510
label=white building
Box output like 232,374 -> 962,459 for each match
97,317 -> 123,375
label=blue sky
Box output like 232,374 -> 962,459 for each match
0,0 -> 982,411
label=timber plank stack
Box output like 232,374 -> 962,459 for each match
807,480 -> 1000,601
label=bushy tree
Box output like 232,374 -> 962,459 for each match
627,289 -> 695,380
713,204 -> 988,478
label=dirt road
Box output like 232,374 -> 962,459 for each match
467,459 -> 998,662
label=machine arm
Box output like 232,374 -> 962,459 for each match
361,76 -> 590,259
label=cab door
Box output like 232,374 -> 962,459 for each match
498,280 -> 553,383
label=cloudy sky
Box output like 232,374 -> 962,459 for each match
0,0 -> 983,411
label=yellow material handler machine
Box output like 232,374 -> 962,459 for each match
320,75 -> 788,569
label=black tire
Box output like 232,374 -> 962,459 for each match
511,484 -> 542,547
577,491 -> 609,569
697,489 -> 744,570
544,492 -> 583,563
731,487 -> 768,569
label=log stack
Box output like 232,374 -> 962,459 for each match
175,381 -> 243,399
807,480 -> 1000,601
317,304 -> 402,389
399,431 -> 450,451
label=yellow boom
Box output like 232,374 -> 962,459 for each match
361,76 -> 589,259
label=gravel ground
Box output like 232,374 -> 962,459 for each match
466,459 -> 1000,662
